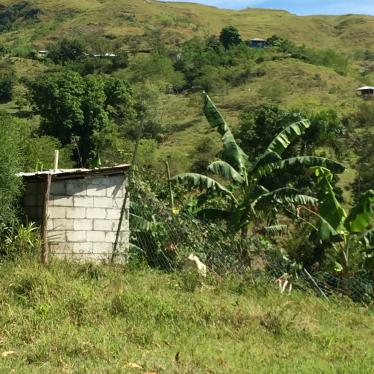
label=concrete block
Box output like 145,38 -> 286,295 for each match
50,181 -> 66,195
86,184 -> 107,196
86,208 -> 106,219
53,219 -> 74,231
47,219 -> 54,231
93,196 -> 114,208
106,209 -> 121,220
89,231 -> 106,242
72,242 -> 93,254
50,195 -> 74,207
74,196 -> 94,207
49,206 -> 66,219
107,175 -> 125,187
66,231 -> 86,242
47,231 -> 65,242
74,219 -> 93,231
49,243 -> 73,254
105,231 -> 116,243
106,185 -> 122,198
66,181 -> 87,196
94,219 -> 112,231
66,207 -> 86,219
92,242 -> 113,253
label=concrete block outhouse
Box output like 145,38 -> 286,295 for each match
19,165 -> 130,262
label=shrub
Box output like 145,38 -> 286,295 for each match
0,72 -> 15,102
0,113 -> 22,224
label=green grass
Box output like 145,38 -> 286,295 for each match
0,257 -> 373,373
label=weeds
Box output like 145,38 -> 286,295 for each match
0,257 -> 373,373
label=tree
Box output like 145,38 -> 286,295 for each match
48,38 -> 85,64
237,105 -> 345,159
219,26 -> 242,49
0,72 -> 15,102
172,94 -> 344,237
0,113 -> 22,224
28,71 -> 136,166
307,167 -> 374,278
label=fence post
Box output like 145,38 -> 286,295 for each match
41,173 -> 51,265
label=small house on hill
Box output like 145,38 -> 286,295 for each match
356,86 -> 374,98
249,38 -> 267,48
19,165 -> 130,263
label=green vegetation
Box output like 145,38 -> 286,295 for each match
0,3 -> 372,369
0,257 -> 373,373
0,113 -> 23,223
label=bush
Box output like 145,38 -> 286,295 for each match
0,113 -> 23,224
0,72 -> 15,102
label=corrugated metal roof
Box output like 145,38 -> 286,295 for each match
357,86 -> 374,91
18,164 -> 131,180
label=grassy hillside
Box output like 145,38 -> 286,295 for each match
0,257 -> 373,373
0,0 -> 372,183
0,0 -> 373,52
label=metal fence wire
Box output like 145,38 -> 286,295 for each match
129,185 -> 374,305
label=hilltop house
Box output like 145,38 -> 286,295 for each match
19,165 -> 130,263
249,38 -> 267,48
356,86 -> 374,98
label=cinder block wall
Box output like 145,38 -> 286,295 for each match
23,173 -> 129,262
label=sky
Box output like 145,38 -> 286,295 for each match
161,0 -> 374,15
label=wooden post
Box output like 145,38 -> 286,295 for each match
53,150 -> 59,172
165,159 -> 174,212
41,173 -> 52,265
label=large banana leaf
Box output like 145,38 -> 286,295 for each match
251,187 -> 317,211
255,156 -> 345,178
345,190 -> 374,233
266,119 -> 311,156
203,93 -> 248,172
313,167 -> 347,241
172,173 -> 237,203
208,160 -> 245,184
251,150 -> 282,173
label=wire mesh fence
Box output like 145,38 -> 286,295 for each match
128,185 -> 374,306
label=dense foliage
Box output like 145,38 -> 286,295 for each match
28,71 -> 136,166
0,113 -> 22,223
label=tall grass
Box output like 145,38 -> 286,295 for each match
0,257 -> 373,373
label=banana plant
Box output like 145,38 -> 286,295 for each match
307,167 -> 374,277
172,93 -> 345,236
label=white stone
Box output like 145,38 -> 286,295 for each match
66,231 -> 86,242
94,219 -> 112,231
66,207 -> 86,219
74,219 -> 93,231
106,209 -> 121,220
92,242 -> 113,253
50,195 -> 74,207
93,196 -> 114,208
105,231 -> 116,243
48,207 -> 66,219
106,185 -> 121,198
86,208 -> 106,219
74,196 -> 94,207
89,231 -> 106,242
53,219 -> 74,230
47,231 -> 66,243
86,185 -> 107,196
72,242 -> 93,253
